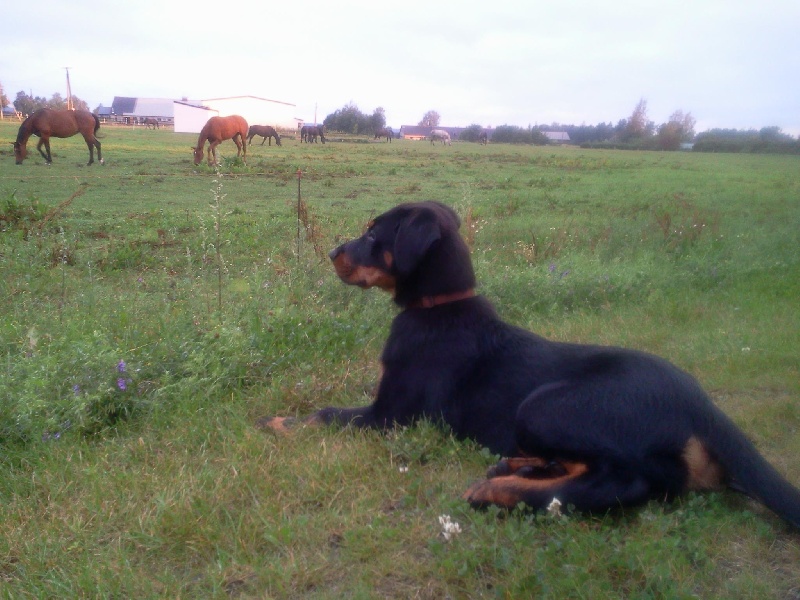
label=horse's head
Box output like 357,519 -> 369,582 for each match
12,141 -> 26,164
191,146 -> 204,165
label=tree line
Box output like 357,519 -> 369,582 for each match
2,89 -> 90,116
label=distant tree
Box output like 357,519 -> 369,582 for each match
657,110 -> 696,150
14,91 -> 45,116
324,102 -> 371,134
419,110 -> 441,127
0,82 -> 9,113
11,90 -> 88,116
70,96 -> 90,112
369,106 -> 387,133
459,124 -> 484,142
693,127 -> 799,154
49,93 -> 67,110
620,98 -> 654,141
491,125 -> 549,145
758,126 -> 794,142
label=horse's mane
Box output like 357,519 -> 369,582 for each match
15,115 -> 33,144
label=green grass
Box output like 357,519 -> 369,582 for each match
1,122 -> 799,598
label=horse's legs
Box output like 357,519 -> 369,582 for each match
37,137 -> 52,163
84,136 -> 95,165
207,141 -> 218,165
236,134 -> 246,164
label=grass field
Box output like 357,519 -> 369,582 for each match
1,121 -> 799,598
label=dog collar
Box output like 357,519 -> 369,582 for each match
408,289 -> 476,309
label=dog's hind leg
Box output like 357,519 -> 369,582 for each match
463,459 -> 653,513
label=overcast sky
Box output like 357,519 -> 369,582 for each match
2,0 -> 798,135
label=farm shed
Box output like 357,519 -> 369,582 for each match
544,131 -> 571,143
399,125 -> 467,140
108,96 -> 178,125
173,101 -> 218,133
184,95 -> 299,133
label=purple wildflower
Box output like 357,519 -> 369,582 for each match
117,360 -> 126,373
73,384 -> 81,395
548,263 -> 557,273
117,378 -> 127,391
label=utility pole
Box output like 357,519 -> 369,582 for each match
65,67 -> 74,110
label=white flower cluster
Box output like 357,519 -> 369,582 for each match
438,514 -> 462,541
547,497 -> 563,517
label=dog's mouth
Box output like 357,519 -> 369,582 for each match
330,250 -> 396,292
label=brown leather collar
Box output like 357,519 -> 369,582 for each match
407,289 -> 476,309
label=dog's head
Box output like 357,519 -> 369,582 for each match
329,201 -> 476,307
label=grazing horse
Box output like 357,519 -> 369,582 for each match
374,128 -> 393,143
247,125 -> 282,146
429,129 -> 451,146
192,115 -> 248,166
13,108 -> 103,166
301,125 -> 326,144
478,130 -> 488,145
144,117 -> 160,129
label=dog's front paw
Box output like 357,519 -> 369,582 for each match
462,479 -> 517,509
255,416 -> 301,434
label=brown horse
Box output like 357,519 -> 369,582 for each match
143,117 -> 160,129
374,128 -> 393,142
192,115 -> 248,166
300,124 -> 326,144
247,124 -> 282,146
13,108 -> 103,165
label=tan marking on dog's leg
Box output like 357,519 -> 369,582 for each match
254,416 -> 299,434
464,461 -> 589,508
683,436 -> 725,490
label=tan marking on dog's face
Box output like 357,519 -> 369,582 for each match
331,249 -> 396,292
348,265 -> 396,291
683,436 -> 725,490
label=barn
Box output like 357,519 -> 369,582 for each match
173,101 -> 218,133
174,95 -> 300,134
108,97 -> 178,126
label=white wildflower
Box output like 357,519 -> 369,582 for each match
546,498 -> 563,517
438,514 -> 462,541
398,465 -> 409,473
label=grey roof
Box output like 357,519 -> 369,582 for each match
111,96 -> 137,114
109,96 -> 176,117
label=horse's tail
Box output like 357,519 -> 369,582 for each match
92,112 -> 105,138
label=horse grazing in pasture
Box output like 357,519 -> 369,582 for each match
143,117 -> 160,129
301,125 -> 326,144
478,130 -> 488,145
429,129 -> 451,146
192,115 -> 249,166
13,108 -> 103,166
247,125 -> 282,146
374,128 -> 393,142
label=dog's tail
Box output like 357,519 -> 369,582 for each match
707,408 -> 800,529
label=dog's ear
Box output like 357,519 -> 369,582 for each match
393,209 -> 442,275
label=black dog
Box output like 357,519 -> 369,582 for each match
264,201 -> 800,528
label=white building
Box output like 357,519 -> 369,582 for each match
174,95 -> 299,133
